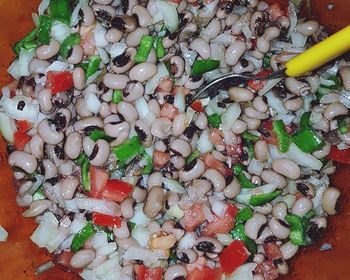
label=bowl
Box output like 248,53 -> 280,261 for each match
0,1 -> 349,279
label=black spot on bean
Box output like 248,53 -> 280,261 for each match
196,241 -> 215,253
134,126 -> 147,142
223,2 -> 234,14
240,58 -> 249,68
240,150 -> 249,161
83,126 -> 101,134
111,17 -> 125,31
17,100 -> 26,111
66,47 -> 73,59
46,176 -> 59,185
85,212 -> 93,221
279,219 -> 290,228
78,8 -> 84,25
165,94 -> 175,104
6,144 -> 15,155
121,0 -> 129,14
307,222 -> 324,241
296,183 -> 310,196
95,9 -> 112,28
217,101 -> 226,108
17,76 -> 25,89
225,175 -> 234,184
174,277 -> 185,280
183,123 -> 196,139
264,235 -> 277,243
177,252 -> 190,263
54,112 -> 67,131
185,94 -> 193,107
191,75 -> 202,82
54,146 -> 64,160
89,145 -> 99,160
112,52 -> 130,67
174,221 -> 184,230
26,77 -> 36,88
257,126 -> 270,138
273,258 -> 284,266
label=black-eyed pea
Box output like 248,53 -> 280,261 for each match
291,197 -> 313,217
284,97 -> 304,111
229,86 -> 254,102
202,168 -> 226,192
231,119 -> 247,134
254,140 -> 268,162
280,241 -> 299,260
323,103 -> 348,120
339,66 -> 350,91
272,202 -> 288,220
126,27 -> 149,47
268,217 -> 290,239
143,186 -> 165,218
70,249 -> 95,269
129,62 -> 157,82
225,40 -> 247,66
36,39 -> 60,60
296,20 -> 319,36
245,213 -> 267,240
179,159 -> 206,182
322,187 -> 340,215
272,159 -> 301,180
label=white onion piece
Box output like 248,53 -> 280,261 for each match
96,242 -> 118,256
109,43 -> 127,58
130,204 -> 151,226
7,59 -> 20,79
174,91 -> 185,113
73,198 -> 121,216
71,4 -> 81,27
19,48 -> 35,76
38,0 -> 50,15
132,225 -> 150,247
80,254 -> 122,280
124,247 -> 160,266
0,225 -> 8,242
85,92 -> 102,114
247,158 -> 264,176
0,96 -> 39,122
216,233 -> 233,246
210,199 -> 228,219
97,47 -> 109,64
135,97 -> 150,119
180,45 -> 197,67
291,32 -> 308,48
150,1 -> 178,32
28,174 -> 45,195
221,103 -> 241,129
30,212 -> 59,248
44,61 -> 70,73
288,3 -> 298,35
265,90 -> 289,114
0,112 -> 17,143
311,174 -> 329,215
258,77 -> 284,96
274,114 -> 295,126
91,232 -> 108,249
197,129 -> 214,153
162,178 -> 187,194
237,183 -> 277,204
85,70 -> 102,86
51,21 -> 70,43
47,228 -> 69,253
145,63 -> 169,95
202,203 -> 215,222
226,263 -> 257,280
94,23 -> 109,48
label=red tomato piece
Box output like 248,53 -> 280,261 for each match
153,151 -> 170,168
92,213 -> 122,228
202,153 -> 232,177
263,242 -> 283,261
13,130 -> 31,150
219,240 -> 250,275
267,2 -> 288,21
202,204 -> 238,237
134,265 -> 162,280
180,203 -> 207,231
327,145 -> 350,164
190,100 -> 204,112
102,179 -> 133,203
209,128 -> 225,146
160,103 -> 178,120
255,261 -> 279,280
45,71 -> 74,94
16,120 -> 32,132
187,266 -> 223,280
247,70 -> 272,91
90,166 -> 109,198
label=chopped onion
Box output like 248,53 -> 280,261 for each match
47,228 -> 69,252
27,174 -> 45,195
30,212 -> 59,248
165,205 -> 184,219
44,61 -> 70,73
85,70 -> 102,86
96,242 -> 118,256
145,63 -> 169,95
124,247 -> 160,266
273,114 -> 295,126
84,92 -> 102,114
97,47 -> 109,64
70,3 -> 81,27
206,97 -> 226,116
339,90 -> 350,108
19,48 -> 35,76
0,112 -> 17,143
135,97 -> 150,119
258,77 -> 284,96
132,225 -> 150,247
226,263 -> 257,280
94,23 -> 109,48
130,204 -> 151,226
197,129 -> 214,153
202,203 -> 215,222
288,3 -> 298,35
109,43 -> 127,58
221,103 -> 241,129
180,45 -> 197,66
311,174 -> 329,215
7,59 -> 20,79
150,1 -> 178,32
248,158 -> 264,176
0,96 -> 39,122
80,254 -> 122,280
174,91 -> 186,113
265,90 -> 289,114
283,194 -> 296,209
36,261 -> 55,275
216,233 -> 233,246
291,32 -> 308,48
38,0 -> 50,15
178,232 -> 196,250
73,198 -> 121,216
69,215 -> 87,234
210,199 -> 228,219
162,178 -> 187,194
0,225 -> 8,242
51,21 -> 70,43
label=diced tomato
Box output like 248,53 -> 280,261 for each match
102,179 -> 133,203
202,204 -> 238,237
90,166 -> 109,198
160,103 -> 178,120
247,70 -> 272,91
13,130 -> 31,150
209,128 -> 225,146
202,153 -> 232,177
190,100 -> 204,112
187,266 -> 223,280
92,213 -> 122,227
45,71 -> 74,94
16,120 -> 32,132
219,240 -> 250,275
80,26 -> 96,56
255,261 -> 279,280
134,265 -> 163,280
225,137 -> 243,159
186,256 -> 207,274
327,145 -> 350,164
153,151 -> 170,168
263,242 -> 283,261
180,203 -> 207,231
267,2 -> 288,21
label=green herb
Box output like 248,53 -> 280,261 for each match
235,207 -> 253,224
192,59 -> 220,76
89,129 -> 114,142
71,222 -> 96,253
207,113 -> 221,128
233,164 -> 256,189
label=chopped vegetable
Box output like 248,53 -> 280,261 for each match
300,111 -> 312,129
338,119 -> 348,134
112,89 -> 123,104
13,29 -> 37,56
71,222 -> 95,253
135,36 -> 154,63
37,15 -> 53,45
134,265 -> 163,280
88,129 -> 113,142
82,157 -> 91,191
112,136 -> 143,163
45,71 -> 74,94
85,56 -> 101,78
59,33 -> 80,59
13,130 -> 31,150
49,0 -> 71,24
207,113 -> 222,128
155,36 -> 166,59
235,207 -> 253,224
242,131 -> 260,142
190,100 -> 204,112
284,212 -> 315,247
233,164 -> 256,189
327,145 -> 350,164
321,75 -> 341,90
141,151 -> 153,174
219,240 -> 250,274
186,150 -> 201,165
249,190 -> 283,206
231,223 -> 257,256
262,55 -> 270,69
102,179 -> 133,203
291,128 -> 325,153
273,120 -> 291,153
75,153 -> 88,166
92,213 -> 122,228
192,59 -> 220,76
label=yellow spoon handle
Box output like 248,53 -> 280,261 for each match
285,25 -> 350,77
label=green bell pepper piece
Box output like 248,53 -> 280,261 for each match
235,207 -> 253,224
285,214 -> 306,246
247,142 -> 255,160
112,136 -> 142,163
338,119 -> 348,134
13,28 -> 38,56
112,89 -> 123,104
86,56 -> 101,78
75,153 -> 88,166
321,75 -> 341,90
207,113 -> 221,128
186,150 -> 201,165
262,55 -> 270,69
81,157 -> 91,191
59,33 -> 80,59
141,151 -> 153,174
155,36 -> 166,59
242,131 -> 260,142
37,16 -> 53,45
88,129 -> 113,142
300,111 -> 312,129
273,120 -> 290,153
231,224 -> 257,256
292,128 -> 325,153
49,0 -> 72,24
134,35 -> 154,63
71,222 -> 96,253
192,59 -> 220,76
233,164 -> 256,189
249,190 -> 283,206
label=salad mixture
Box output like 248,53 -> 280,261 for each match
0,0 -> 349,279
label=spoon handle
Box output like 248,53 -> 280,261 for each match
285,25 -> 350,77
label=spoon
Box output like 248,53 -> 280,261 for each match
192,24 -> 350,102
